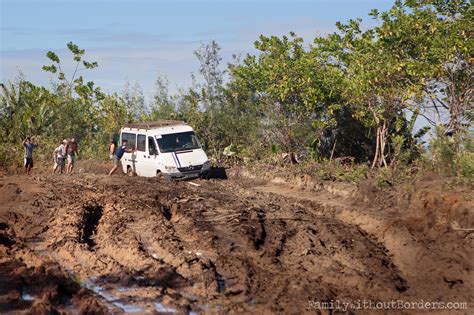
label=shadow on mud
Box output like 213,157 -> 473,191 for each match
79,202 -> 103,249
208,166 -> 228,180
0,260 -> 107,314
94,266 -> 188,290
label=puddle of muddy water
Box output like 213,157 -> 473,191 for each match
21,292 -> 34,301
85,280 -> 179,314
25,240 -> 226,315
114,302 -> 145,313
154,303 -> 177,313
21,289 -> 80,314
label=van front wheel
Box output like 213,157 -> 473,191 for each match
156,170 -> 163,179
127,166 -> 134,177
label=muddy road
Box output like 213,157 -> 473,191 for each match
0,166 -> 472,314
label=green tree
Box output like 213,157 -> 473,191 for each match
372,0 -> 472,134
230,33 -> 354,158
149,74 -> 177,120
42,41 -> 100,99
177,41 -> 228,156
194,40 -> 224,110
41,42 -> 104,156
316,14 -> 434,167
122,81 -> 147,122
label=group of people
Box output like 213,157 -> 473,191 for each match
22,137 -> 78,175
53,138 -> 79,174
22,136 -> 137,176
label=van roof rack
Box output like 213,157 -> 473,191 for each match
123,120 -> 186,130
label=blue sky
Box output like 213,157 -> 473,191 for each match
1,0 -> 395,97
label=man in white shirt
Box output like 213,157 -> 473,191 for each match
53,139 -> 67,174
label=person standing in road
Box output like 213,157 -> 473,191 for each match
66,138 -> 79,174
22,136 -> 37,175
53,140 -> 67,174
108,139 -> 135,176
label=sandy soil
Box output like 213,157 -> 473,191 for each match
0,163 -> 472,314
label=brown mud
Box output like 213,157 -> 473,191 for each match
0,163 -> 472,314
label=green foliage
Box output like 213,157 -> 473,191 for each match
194,40 -> 223,109
223,144 -> 237,157
375,168 -> 395,189
46,51 -> 60,64
373,0 -> 473,133
229,33 -> 333,153
43,42 -> 102,100
455,151 -> 474,182
122,81 -> 147,122
149,75 -> 177,121
427,126 -> 473,181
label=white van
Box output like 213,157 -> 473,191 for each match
119,121 -> 210,179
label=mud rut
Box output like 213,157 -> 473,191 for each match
1,173 -> 470,314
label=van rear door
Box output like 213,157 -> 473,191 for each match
121,132 -> 137,174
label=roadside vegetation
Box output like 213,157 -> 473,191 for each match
1,0 -> 472,185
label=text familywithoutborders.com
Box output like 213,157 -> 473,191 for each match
308,299 -> 468,312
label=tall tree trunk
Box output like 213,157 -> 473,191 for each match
330,137 -> 337,161
371,126 -> 380,169
380,120 -> 388,167
371,119 -> 388,168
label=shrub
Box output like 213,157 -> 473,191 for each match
427,126 -> 473,182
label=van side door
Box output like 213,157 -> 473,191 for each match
140,136 -> 160,177
135,134 -> 147,176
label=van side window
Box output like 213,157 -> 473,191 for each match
122,132 -> 136,149
137,134 -> 146,152
148,137 -> 158,155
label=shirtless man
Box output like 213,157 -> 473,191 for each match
109,138 -> 116,161
108,139 -> 135,176
66,138 -> 79,174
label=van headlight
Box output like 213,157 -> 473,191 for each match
165,166 -> 178,172
202,161 -> 210,170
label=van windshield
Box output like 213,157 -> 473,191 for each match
156,131 -> 202,153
